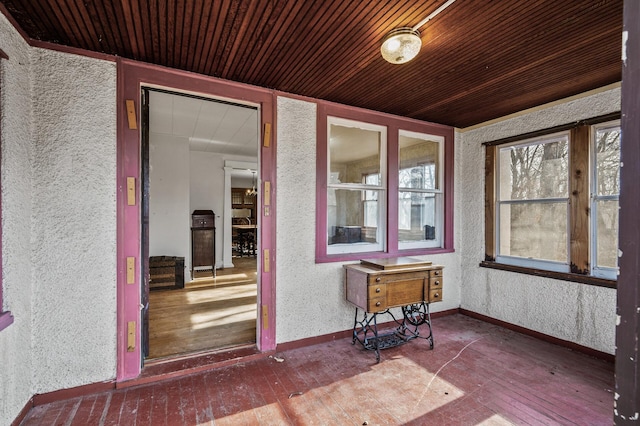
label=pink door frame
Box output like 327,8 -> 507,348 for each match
116,58 -> 277,382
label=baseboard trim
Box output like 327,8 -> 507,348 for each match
276,308 -> 460,352
32,380 -> 115,407
459,309 -> 615,363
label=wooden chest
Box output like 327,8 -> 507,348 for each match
344,257 -> 443,313
149,256 -> 185,290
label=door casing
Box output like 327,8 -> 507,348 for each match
116,58 -> 277,381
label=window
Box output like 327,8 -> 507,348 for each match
484,114 -> 620,284
326,117 -> 386,255
316,103 -> 454,263
363,173 -> 380,228
496,132 -> 570,272
591,121 -> 620,280
398,131 -> 443,250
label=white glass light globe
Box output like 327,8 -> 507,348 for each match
380,28 -> 422,64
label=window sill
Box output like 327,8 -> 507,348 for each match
316,247 -> 455,264
479,261 -> 616,289
0,311 -> 14,332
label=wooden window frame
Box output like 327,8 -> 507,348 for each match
0,48 -> 14,332
397,130 -> 444,251
324,116 -> 387,256
316,101 -> 454,263
482,112 -> 620,287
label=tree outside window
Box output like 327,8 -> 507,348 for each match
485,116 -> 621,282
497,133 -> 570,269
592,122 -> 620,279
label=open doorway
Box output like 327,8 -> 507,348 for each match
141,87 -> 260,361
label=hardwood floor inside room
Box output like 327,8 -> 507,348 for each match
147,256 -> 257,360
21,314 -> 614,425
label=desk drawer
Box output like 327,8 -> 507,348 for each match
368,284 -> 386,298
429,276 -> 443,290
368,297 -> 386,313
428,288 -> 443,303
367,270 -> 429,285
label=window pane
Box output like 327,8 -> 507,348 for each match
595,127 -> 621,196
328,188 -> 381,245
329,123 -> 381,185
499,202 -> 567,262
499,136 -> 569,200
398,191 -> 436,241
399,134 -> 440,190
595,199 -> 619,268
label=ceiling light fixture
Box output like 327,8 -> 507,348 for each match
380,0 -> 456,64
246,171 -> 258,197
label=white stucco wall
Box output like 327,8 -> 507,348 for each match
0,12 -> 35,426
30,48 -> 117,392
275,96 -> 462,343
149,133 -> 191,273
0,10 -> 621,422
190,150 -> 226,269
459,87 -> 621,354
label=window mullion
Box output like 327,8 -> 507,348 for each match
569,125 -> 591,274
485,145 -> 496,261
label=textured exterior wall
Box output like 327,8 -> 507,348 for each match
30,48 -> 117,393
459,87 -> 621,354
0,12 -> 35,426
275,96 -> 462,343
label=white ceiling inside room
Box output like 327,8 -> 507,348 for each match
148,90 -> 259,159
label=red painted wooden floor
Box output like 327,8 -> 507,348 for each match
20,314 -> 614,425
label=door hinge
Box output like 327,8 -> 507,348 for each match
127,321 -> 136,352
262,304 -> 269,330
125,99 -> 137,129
263,123 -> 271,147
263,181 -> 271,206
126,257 -> 135,284
127,177 -> 136,205
263,249 -> 270,273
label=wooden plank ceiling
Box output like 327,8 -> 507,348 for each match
0,0 -> 623,128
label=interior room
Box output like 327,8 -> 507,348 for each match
145,89 -> 259,359
0,1 -> 638,425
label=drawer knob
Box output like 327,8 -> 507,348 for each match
434,271 -> 440,276
375,301 -> 381,307
434,293 -> 439,298
375,277 -> 381,282
435,280 -> 440,286
376,287 -> 381,293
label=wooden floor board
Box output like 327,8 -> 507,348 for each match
148,257 -> 257,359
148,385 -> 168,426
20,314 -> 615,425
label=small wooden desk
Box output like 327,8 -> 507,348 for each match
344,257 -> 444,362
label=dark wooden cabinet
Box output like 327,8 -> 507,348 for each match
231,188 -> 257,223
191,210 -> 215,277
